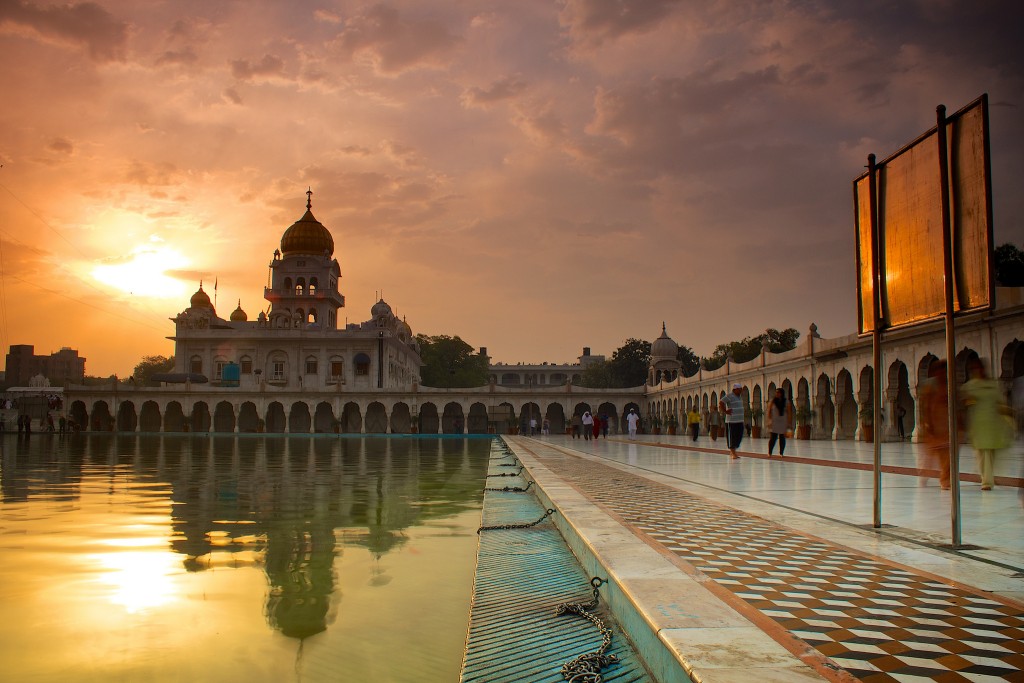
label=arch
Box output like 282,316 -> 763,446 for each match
139,400 -> 161,432
419,403 -> 439,434
341,402 -> 362,433
442,402 -> 465,433
816,373 -> 835,437
597,402 -> 617,434
622,402 -> 641,433
954,347 -> 980,385
545,403 -> 566,434
307,309 -> 317,324
70,400 -> 88,431
887,360 -> 914,440
999,339 -> 1024,380
238,402 -> 260,432
289,402 -> 311,433
314,402 -> 336,433
390,402 -> 411,433
308,278 -> 318,295
164,401 -> 185,432
116,401 -> 137,432
365,402 -> 388,433
917,353 -> 940,388
295,277 -> 305,295
213,401 -> 235,433
573,402 -> 592,419
190,402 -> 211,432
283,277 -> 293,292
520,402 -> 541,434
835,369 -> 857,439
751,385 -> 762,420
265,402 -> 286,433
467,402 -> 488,434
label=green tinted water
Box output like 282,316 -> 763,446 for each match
0,435 -> 492,682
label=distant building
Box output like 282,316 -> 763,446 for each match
4,344 -> 86,387
489,347 -> 606,387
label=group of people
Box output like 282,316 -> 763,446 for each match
920,358 -> 1015,491
571,411 -> 610,440
2,413 -> 74,435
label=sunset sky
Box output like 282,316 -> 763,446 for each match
1,0 -> 1022,378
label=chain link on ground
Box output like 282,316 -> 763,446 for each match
555,577 -> 619,682
477,507 -> 556,534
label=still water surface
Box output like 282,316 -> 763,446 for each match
0,435 -> 492,682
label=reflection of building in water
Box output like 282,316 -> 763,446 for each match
153,436 -> 487,639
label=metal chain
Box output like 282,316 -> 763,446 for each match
555,578 -> 619,682
483,480 -> 533,493
485,467 -> 524,478
477,507 -> 556,534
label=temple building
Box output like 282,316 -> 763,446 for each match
170,189 -> 422,393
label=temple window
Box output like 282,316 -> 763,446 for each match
190,356 -> 202,374
355,353 -> 370,376
240,356 -> 253,374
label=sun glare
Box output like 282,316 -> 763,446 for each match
92,246 -> 191,299
94,549 -> 180,614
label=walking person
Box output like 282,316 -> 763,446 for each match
767,389 -> 792,457
896,404 -> 907,440
570,413 -> 582,439
709,406 -> 721,441
626,409 -> 639,440
919,360 -> 952,490
962,359 -> 1013,490
687,407 -> 701,441
719,383 -> 745,459
581,411 -> 594,440
599,414 -> 609,439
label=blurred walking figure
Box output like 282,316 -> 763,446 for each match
570,413 -> 582,439
962,359 -> 1013,490
582,411 -> 594,441
767,389 -> 793,457
687,406 -> 701,441
919,360 -> 952,490
599,414 -> 609,439
626,409 -> 639,439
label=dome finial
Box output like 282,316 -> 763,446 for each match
662,321 -> 667,333
306,187 -> 313,210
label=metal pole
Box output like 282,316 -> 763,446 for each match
936,104 -> 962,545
868,153 -> 883,528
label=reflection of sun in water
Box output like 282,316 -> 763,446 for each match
92,246 -> 190,299
95,550 -> 179,614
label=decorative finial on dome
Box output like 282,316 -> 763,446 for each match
662,321 -> 667,333
306,187 -> 312,210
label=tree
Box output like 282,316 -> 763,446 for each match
133,355 -> 175,383
677,345 -> 700,377
415,335 -> 489,388
579,338 -> 651,388
994,242 -> 1024,286
705,328 -> 800,368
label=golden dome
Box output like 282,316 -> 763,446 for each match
281,190 -> 334,256
230,300 -> 247,322
190,283 -> 213,309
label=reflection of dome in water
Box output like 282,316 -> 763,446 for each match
280,191 -> 334,257
190,283 -> 213,309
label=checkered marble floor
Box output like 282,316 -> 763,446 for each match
531,449 -> 1024,682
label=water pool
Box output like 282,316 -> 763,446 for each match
0,435 -> 493,682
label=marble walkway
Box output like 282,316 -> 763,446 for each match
505,434 -> 1024,682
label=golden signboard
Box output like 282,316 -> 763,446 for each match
854,95 -> 993,333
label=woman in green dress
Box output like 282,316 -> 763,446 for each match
962,360 -> 1013,490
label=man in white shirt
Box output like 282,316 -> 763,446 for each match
626,408 -> 640,439
719,383 -> 745,459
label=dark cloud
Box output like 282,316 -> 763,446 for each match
462,76 -> 528,107
230,53 -> 285,80
48,137 -> 73,155
330,4 -> 461,74
221,87 -> 242,105
0,0 -> 128,62
560,0 -> 681,43
123,161 -> 182,187
156,47 -> 198,66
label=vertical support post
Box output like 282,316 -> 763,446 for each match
868,153 -> 883,528
936,105 -> 962,546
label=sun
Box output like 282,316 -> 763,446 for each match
92,246 -> 191,299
